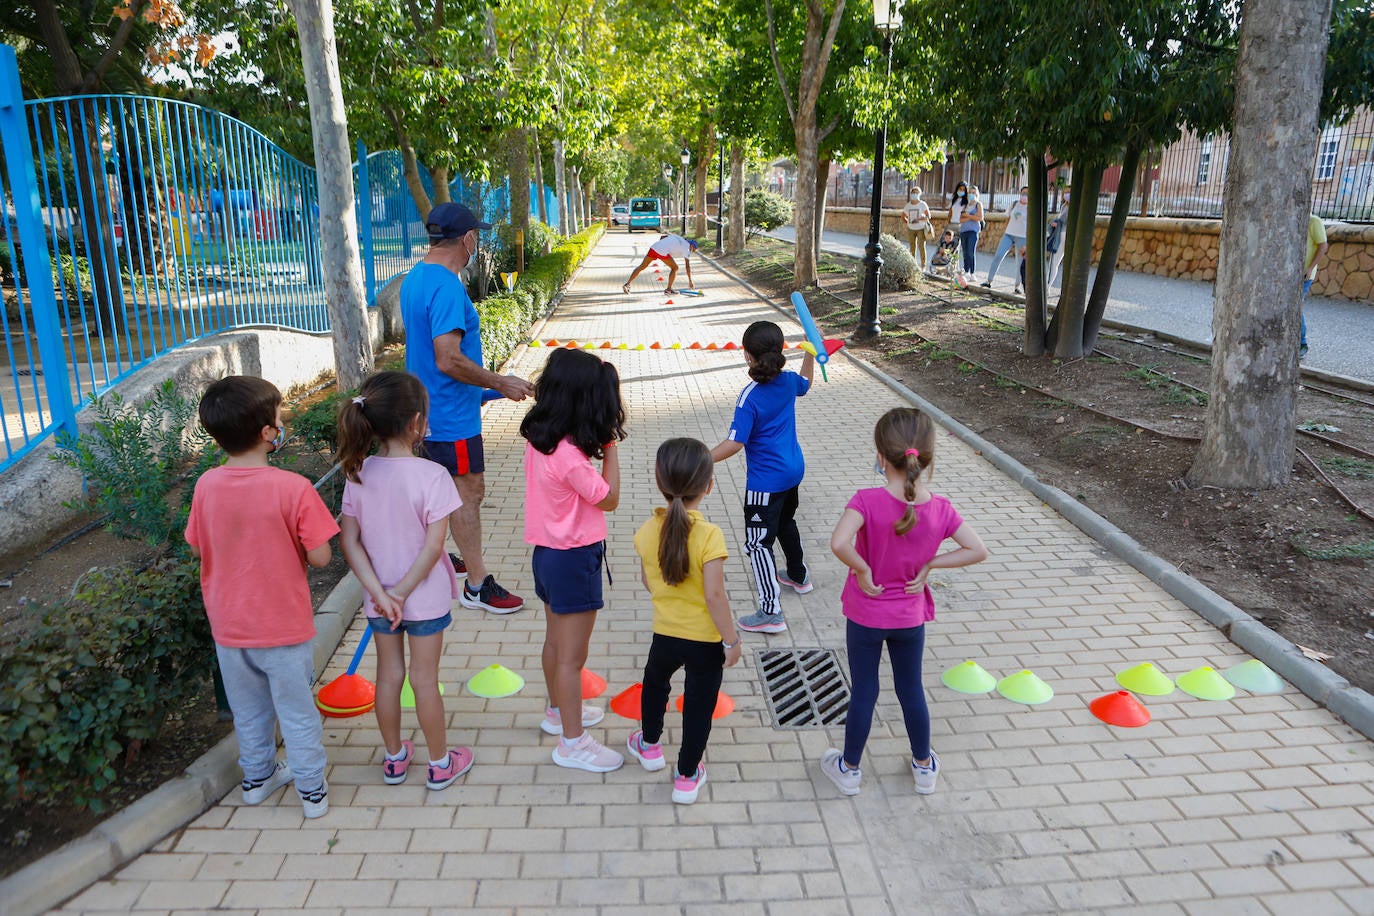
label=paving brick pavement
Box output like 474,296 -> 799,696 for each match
56,230 -> 1374,915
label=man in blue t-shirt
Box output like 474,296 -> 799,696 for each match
401,203 -> 534,613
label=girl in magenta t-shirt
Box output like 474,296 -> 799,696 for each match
822,408 -> 988,798
520,348 -> 626,773
337,371 -> 473,792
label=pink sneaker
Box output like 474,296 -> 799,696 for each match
672,764 -> 706,804
382,739 -> 415,785
627,729 -> 666,771
552,732 -> 624,773
540,705 -> 606,736
426,747 -> 474,790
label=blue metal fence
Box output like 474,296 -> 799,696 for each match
0,44 -> 555,473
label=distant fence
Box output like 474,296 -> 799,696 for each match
0,44 -> 553,473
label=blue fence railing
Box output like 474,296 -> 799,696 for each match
0,44 -> 556,473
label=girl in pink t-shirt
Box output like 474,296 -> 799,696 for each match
520,348 -> 626,773
337,371 -> 472,792
823,408 -> 988,798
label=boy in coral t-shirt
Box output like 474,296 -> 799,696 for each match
185,376 -> 339,818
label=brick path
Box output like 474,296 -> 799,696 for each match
59,230 -> 1374,914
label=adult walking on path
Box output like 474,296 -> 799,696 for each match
903,188 -> 933,270
622,233 -> 697,294
984,185 -> 1029,293
1300,213 -> 1328,359
54,229 -> 1374,916
401,202 -> 532,614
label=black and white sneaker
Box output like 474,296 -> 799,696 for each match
298,780 -> 329,819
241,760 -> 292,805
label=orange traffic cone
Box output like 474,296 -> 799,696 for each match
1089,690 -> 1151,727
609,683 -> 643,720
581,668 -> 608,699
675,691 -> 734,719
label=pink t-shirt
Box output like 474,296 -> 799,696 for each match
340,456 -> 462,621
840,488 -> 964,629
185,465 -> 340,648
523,439 -> 610,549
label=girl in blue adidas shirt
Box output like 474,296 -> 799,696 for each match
710,320 -> 815,634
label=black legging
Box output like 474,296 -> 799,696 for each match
640,633 -> 725,778
842,619 -> 930,767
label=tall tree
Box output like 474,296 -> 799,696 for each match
1187,0 -> 1332,488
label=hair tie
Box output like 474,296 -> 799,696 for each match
905,448 -> 920,458
352,396 -> 366,406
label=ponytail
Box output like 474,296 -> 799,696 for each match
652,437 -> 714,586
873,408 -> 936,536
894,452 -> 922,536
337,398 -> 376,483
659,495 -> 692,586
334,370 -> 429,483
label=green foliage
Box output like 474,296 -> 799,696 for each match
53,381 -> 218,549
1319,457 -> 1374,480
744,190 -> 793,241
1290,533 -> 1374,562
288,390 -> 351,454
492,222 -> 562,276
0,558 -> 214,810
867,232 -> 917,290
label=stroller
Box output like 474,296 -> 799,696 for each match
929,229 -> 961,279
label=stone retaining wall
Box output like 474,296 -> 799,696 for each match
819,206 -> 1373,303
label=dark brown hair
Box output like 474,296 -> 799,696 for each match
336,371 -> 429,482
654,438 -> 714,586
520,347 -> 626,459
874,407 -> 936,536
742,320 -> 785,384
199,375 -> 282,455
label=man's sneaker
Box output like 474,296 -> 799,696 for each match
672,764 -> 706,804
738,610 -> 786,634
448,552 -> 466,575
297,781 -> 329,819
980,280 -> 992,287
1299,344 -> 1310,359
552,732 -> 624,773
776,570 -> 814,595
913,750 -> 941,795
627,730 -> 666,771
241,759 -> 292,805
427,747 -> 475,790
460,575 -> 524,614
541,704 -> 606,736
820,748 -> 861,796
382,739 -> 415,785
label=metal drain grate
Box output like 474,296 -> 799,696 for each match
758,648 -> 849,728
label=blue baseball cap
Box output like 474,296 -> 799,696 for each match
426,203 -> 491,240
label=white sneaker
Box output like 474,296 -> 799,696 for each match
672,764 -> 707,804
241,759 -> 292,805
820,749 -> 861,796
540,704 -> 606,736
297,780 -> 329,819
913,751 -> 940,795
552,732 -> 624,773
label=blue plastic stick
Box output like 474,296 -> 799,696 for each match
345,625 -> 373,676
789,290 -> 830,381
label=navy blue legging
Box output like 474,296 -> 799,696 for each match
842,619 -> 930,768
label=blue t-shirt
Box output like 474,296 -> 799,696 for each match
400,262 -> 483,441
726,370 -> 810,492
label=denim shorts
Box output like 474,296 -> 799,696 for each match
532,542 -> 605,614
367,611 -> 452,637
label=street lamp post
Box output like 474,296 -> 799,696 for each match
716,134 -> 725,251
662,164 -> 673,226
856,0 -> 904,341
680,147 -> 690,236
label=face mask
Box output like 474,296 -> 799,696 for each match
874,457 -> 885,477
270,425 -> 285,452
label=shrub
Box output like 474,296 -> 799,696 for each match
744,190 -> 793,242
865,232 -> 918,290
491,221 -> 560,276
0,557 -> 214,810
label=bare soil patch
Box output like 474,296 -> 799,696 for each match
725,241 -> 1374,695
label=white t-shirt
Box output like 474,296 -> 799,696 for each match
650,235 -> 693,259
903,200 -> 931,231
1005,200 -> 1029,239
948,200 -> 964,229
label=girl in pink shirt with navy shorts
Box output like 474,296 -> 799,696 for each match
521,348 -> 626,773
337,371 -> 472,791
823,408 -> 988,797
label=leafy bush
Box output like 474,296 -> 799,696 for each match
744,190 -> 793,242
1,238 -> 96,322
0,557 -> 213,810
288,389 -> 350,453
864,232 -> 918,290
53,380 -> 219,549
491,222 -> 561,276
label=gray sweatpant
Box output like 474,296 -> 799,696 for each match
216,641 -> 326,792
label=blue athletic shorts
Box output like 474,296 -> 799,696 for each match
367,611 -> 452,637
532,542 -> 605,614
422,435 -> 485,476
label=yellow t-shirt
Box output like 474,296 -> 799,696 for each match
634,508 -> 728,642
1306,215 -> 1327,280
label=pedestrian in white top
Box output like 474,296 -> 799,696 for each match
623,234 -> 698,294
902,189 -> 932,270
984,186 -> 1029,292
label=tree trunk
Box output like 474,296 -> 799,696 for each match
1023,151 -> 1048,357
1188,0 -> 1330,489
1083,143 -> 1141,351
814,156 -> 830,255
531,129 -> 548,225
429,164 -> 451,204
286,0 -> 372,390
507,128 -> 530,233
553,138 -> 568,235
728,143 -> 745,254
694,158 -> 709,239
792,115 -> 819,287
1047,164 -> 1101,357
397,131 -> 432,217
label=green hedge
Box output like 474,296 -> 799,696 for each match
478,221 -> 605,370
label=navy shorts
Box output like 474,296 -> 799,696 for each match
367,611 -> 451,637
423,435 -> 485,476
532,542 -> 605,614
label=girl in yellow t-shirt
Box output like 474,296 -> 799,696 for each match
629,438 -> 742,804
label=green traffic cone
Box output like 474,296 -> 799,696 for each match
466,664 -> 525,698
1222,659 -> 1286,695
1116,662 -> 1175,696
399,676 -> 446,709
1176,666 -> 1236,701
941,660 -> 997,694
996,670 -> 1054,705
